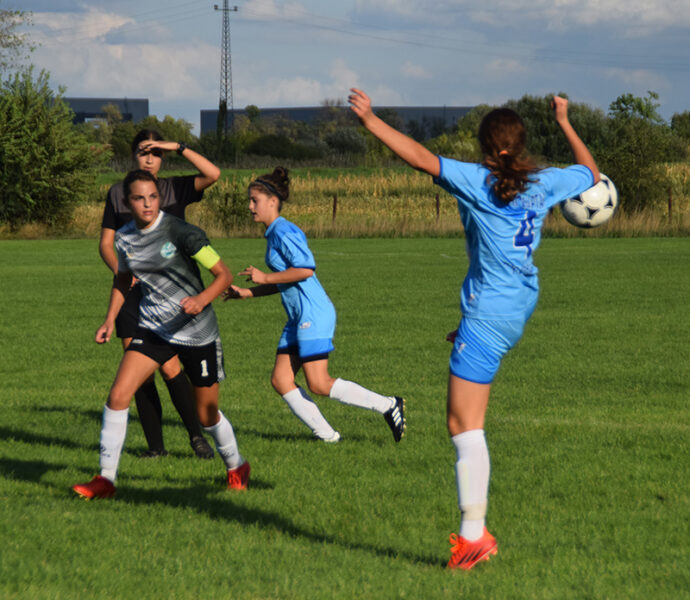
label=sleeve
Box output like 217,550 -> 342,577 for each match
101,186 -> 118,230
539,165 -> 596,208
433,156 -> 489,209
170,175 -> 204,209
279,229 -> 316,270
114,236 -> 130,274
174,219 -> 212,258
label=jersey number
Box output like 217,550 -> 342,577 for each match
514,210 -> 537,257
200,360 -> 209,378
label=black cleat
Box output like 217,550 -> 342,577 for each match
191,435 -> 214,459
383,396 -> 406,442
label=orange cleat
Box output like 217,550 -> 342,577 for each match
446,528 -> 497,570
72,475 -> 116,500
227,461 -> 250,490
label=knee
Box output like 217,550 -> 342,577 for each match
159,359 -> 181,381
271,372 -> 293,396
107,386 -> 132,411
307,376 -> 335,397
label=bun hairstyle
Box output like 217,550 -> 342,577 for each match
123,169 -> 159,204
478,108 -> 538,203
249,166 -> 290,210
131,129 -> 164,155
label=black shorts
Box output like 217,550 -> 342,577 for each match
127,328 -> 226,387
115,283 -> 143,339
276,345 -> 329,363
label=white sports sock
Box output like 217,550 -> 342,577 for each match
282,387 -> 339,440
204,411 -> 243,469
452,429 -> 490,541
99,405 -> 129,483
329,378 -> 394,414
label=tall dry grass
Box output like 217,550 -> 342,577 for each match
2,164 -> 688,239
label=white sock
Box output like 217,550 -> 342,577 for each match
452,429 -> 490,541
99,405 -> 129,483
329,378 -> 394,414
204,411 -> 243,470
282,387 -> 339,440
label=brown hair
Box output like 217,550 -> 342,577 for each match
478,108 -> 538,203
249,166 -> 290,210
130,129 -> 163,155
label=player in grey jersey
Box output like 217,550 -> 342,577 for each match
73,170 -> 250,499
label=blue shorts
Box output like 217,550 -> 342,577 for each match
277,310 -> 336,360
449,317 -> 528,384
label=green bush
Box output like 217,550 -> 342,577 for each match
0,68 -> 108,230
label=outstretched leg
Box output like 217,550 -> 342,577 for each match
271,353 -> 340,442
302,360 -> 406,442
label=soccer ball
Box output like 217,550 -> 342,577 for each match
560,174 -> 618,228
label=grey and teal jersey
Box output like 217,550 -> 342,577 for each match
434,157 -> 594,320
265,216 -> 336,342
115,212 -> 221,346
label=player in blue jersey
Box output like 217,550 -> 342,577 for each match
73,170 -> 250,499
224,167 -> 405,443
349,89 -> 599,570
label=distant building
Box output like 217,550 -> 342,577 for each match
63,98 -> 149,124
201,105 -> 473,140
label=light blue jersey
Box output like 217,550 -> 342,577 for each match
435,157 -> 595,320
265,216 -> 336,357
435,157 -> 594,383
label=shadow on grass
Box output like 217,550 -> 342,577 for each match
1,454 -> 440,568
0,425 -> 95,451
238,426 -> 371,444
0,457 -> 67,483
120,481 -> 441,568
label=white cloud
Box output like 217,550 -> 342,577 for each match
602,67 -> 669,91
401,61 -> 432,79
241,0 -> 310,21
485,58 -> 527,75
237,58 -> 360,106
32,8 -> 133,43
354,0 -> 690,35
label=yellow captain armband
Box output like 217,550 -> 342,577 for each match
192,245 -> 221,270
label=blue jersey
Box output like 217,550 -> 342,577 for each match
435,157 -> 594,319
264,216 -> 335,330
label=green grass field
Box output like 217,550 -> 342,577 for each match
0,238 -> 688,599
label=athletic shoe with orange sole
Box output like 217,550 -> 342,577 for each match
227,461 -> 250,490
446,528 -> 498,570
72,475 -> 116,499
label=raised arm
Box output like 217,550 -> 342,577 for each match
551,96 -> 600,183
348,88 -> 440,177
138,140 -> 221,192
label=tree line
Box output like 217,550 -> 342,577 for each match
1,70 -> 689,230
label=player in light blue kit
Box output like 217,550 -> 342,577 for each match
225,167 -> 406,444
350,89 -> 599,569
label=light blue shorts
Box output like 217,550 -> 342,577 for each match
277,310 -> 336,360
449,316 -> 528,384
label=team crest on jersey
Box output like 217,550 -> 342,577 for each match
160,242 -> 177,258
299,321 -> 312,329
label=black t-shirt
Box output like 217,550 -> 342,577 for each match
101,175 -> 203,230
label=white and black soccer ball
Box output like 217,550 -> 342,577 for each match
560,174 -> 618,228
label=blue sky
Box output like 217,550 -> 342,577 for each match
13,0 -> 690,134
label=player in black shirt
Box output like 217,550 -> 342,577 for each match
98,129 -> 221,459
